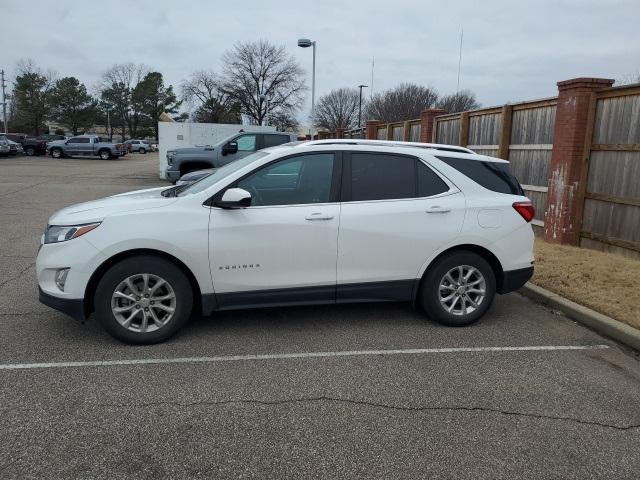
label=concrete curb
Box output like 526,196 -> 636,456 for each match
520,282 -> 640,351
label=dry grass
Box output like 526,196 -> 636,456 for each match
532,239 -> 640,329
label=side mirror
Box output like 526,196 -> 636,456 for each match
222,141 -> 238,156
215,188 -> 251,209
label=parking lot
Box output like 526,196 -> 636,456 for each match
1,152 -> 639,479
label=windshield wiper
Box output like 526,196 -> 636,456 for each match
161,186 -> 179,197
161,184 -> 190,197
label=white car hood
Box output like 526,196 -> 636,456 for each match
48,186 -> 178,225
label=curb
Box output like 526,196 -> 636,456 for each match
520,282 -> 640,351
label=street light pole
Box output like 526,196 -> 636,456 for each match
1,70 -> 7,134
298,38 -> 316,139
357,84 -> 368,131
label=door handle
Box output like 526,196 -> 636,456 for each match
305,212 -> 334,221
426,206 -> 451,214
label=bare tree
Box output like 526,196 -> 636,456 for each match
313,87 -> 360,131
97,63 -> 149,139
181,70 -> 240,123
220,40 -> 306,126
617,71 -> 640,86
437,90 -> 480,113
366,83 -> 439,122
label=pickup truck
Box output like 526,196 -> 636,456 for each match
165,131 -> 296,183
5,133 -> 66,156
47,135 -> 127,160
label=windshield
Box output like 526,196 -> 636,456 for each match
177,151 -> 270,196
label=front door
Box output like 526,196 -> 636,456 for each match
336,152 -> 466,301
209,152 -> 341,307
219,133 -> 259,167
65,137 -> 84,156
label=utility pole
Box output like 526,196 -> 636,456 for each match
357,84 -> 368,131
107,109 -> 112,142
1,70 -> 7,134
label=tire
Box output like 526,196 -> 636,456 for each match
139,147 -> 145,154
25,146 -> 36,156
99,149 -> 111,160
419,251 -> 496,327
94,256 -> 193,344
51,148 -> 63,158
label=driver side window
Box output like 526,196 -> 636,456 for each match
236,135 -> 256,151
237,153 -> 335,207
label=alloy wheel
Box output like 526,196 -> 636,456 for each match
438,265 -> 486,316
111,273 -> 176,333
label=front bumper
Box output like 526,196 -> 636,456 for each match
166,168 -> 181,182
39,287 -> 85,321
498,266 -> 534,294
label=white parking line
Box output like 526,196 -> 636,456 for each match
0,344 -> 609,371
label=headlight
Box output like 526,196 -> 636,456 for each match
44,223 -> 101,244
167,151 -> 175,164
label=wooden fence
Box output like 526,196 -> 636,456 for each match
579,85 -> 640,258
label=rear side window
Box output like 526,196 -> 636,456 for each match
436,156 -> 524,195
263,134 -> 290,148
349,153 -> 449,201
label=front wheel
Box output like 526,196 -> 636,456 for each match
25,146 -> 36,156
419,251 -> 496,327
139,147 -> 146,154
99,149 -> 111,160
51,148 -> 63,158
94,256 -> 193,344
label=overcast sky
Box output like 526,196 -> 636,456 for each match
1,0 -> 639,119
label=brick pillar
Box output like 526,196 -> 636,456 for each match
544,77 -> 613,244
365,120 -> 383,140
335,128 -> 346,139
317,130 -> 329,139
419,109 -> 446,143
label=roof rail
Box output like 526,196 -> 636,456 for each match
304,138 -> 475,154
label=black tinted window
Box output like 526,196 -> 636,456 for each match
417,161 -> 449,197
263,134 -> 290,148
350,153 -> 447,201
351,153 -> 415,201
237,153 -> 334,206
436,156 -> 524,195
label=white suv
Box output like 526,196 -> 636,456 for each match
37,140 -> 535,344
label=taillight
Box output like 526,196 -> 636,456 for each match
512,201 -> 535,223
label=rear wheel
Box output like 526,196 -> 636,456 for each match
99,149 -> 111,160
419,251 -> 496,327
25,146 -> 36,156
94,256 -> 193,344
51,148 -> 63,158
139,147 -> 146,154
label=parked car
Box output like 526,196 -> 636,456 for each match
0,135 -> 10,157
3,133 -> 67,156
176,168 -> 215,186
37,139 -> 535,344
165,131 -> 297,183
46,135 -> 127,160
125,139 -> 152,154
7,139 -> 23,155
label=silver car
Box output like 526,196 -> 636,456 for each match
0,135 -> 10,157
125,139 -> 152,153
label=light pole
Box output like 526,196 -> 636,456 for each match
357,84 -> 368,132
297,38 -> 316,139
1,70 -> 7,134
259,94 -> 271,126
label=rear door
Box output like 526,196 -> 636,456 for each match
336,151 -> 465,301
262,134 -> 292,149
